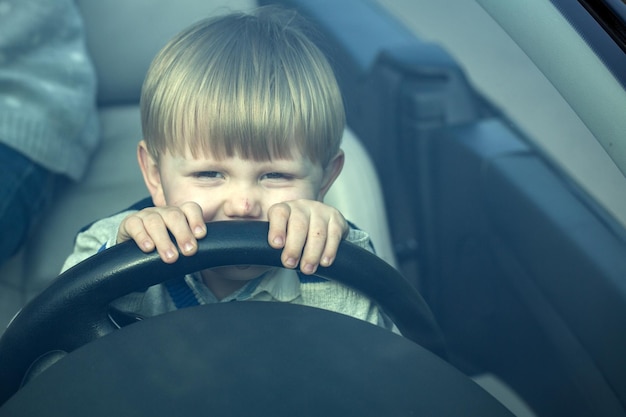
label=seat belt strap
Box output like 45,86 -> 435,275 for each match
164,277 -> 200,309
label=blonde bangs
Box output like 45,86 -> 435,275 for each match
140,8 -> 345,166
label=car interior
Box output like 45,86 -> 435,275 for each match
0,0 -> 398,323
1,0 -> 625,416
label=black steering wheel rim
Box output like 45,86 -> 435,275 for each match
0,220 -> 445,404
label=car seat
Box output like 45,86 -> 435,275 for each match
0,0 -> 396,332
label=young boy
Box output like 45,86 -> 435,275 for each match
62,7 -> 395,330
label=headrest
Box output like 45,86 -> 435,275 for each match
76,0 -> 255,105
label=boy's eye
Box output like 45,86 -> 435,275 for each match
193,171 -> 223,179
261,172 -> 293,181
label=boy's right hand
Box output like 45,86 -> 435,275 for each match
116,202 -> 207,263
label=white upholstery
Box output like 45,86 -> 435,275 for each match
0,0 -> 396,331
77,0 -> 256,105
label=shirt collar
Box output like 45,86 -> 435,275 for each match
186,268 -> 302,304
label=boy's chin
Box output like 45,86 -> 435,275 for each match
209,265 -> 272,281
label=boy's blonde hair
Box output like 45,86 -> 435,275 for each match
140,6 -> 345,167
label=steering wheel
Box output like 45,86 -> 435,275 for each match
0,221 -> 446,405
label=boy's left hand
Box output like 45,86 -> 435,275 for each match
267,200 -> 348,275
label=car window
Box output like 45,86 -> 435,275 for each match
376,0 -> 626,228
579,0 -> 626,55
605,0 -> 626,21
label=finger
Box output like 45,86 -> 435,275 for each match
318,215 -> 348,268
158,207 -> 199,258
138,210 -> 181,263
173,202 -> 205,257
299,215 -> 329,275
267,203 -> 290,249
118,214 -> 156,253
180,201 -> 207,240
279,208 -> 309,270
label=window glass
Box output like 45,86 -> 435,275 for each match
377,0 -> 626,227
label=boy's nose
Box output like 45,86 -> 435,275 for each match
223,191 -> 262,219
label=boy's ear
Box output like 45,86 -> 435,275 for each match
318,150 -> 345,200
137,140 -> 166,206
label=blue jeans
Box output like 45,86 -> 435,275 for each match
0,143 -> 60,265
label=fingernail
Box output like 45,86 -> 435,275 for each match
302,263 -> 316,274
183,242 -> 194,253
321,256 -> 331,266
194,226 -> 205,237
165,249 -> 176,261
285,258 -> 297,268
273,236 -> 284,246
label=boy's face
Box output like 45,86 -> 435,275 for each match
153,147 -> 329,219
138,140 -> 343,285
